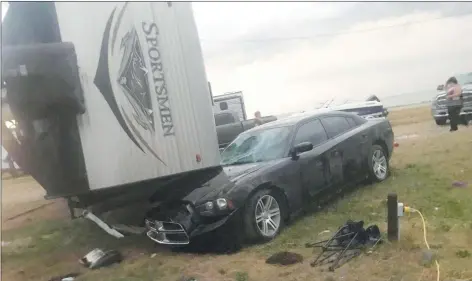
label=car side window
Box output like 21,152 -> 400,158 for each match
346,117 -> 357,128
321,116 -> 351,138
293,119 -> 328,147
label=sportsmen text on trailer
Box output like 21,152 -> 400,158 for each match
143,21 -> 174,137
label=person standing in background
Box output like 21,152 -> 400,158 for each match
254,111 -> 263,126
445,77 -> 463,132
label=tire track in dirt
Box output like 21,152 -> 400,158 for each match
2,176 -> 69,231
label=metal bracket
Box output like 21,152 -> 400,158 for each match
82,210 -> 124,238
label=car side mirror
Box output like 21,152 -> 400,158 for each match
290,142 -> 314,159
437,84 -> 444,91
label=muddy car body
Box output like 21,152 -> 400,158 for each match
146,111 -> 394,245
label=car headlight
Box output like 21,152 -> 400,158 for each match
216,198 -> 228,210
204,201 -> 214,211
198,198 -> 234,215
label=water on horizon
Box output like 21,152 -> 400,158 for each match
379,89 -> 437,108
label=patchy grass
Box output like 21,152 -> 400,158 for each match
2,106 -> 472,281
388,105 -> 433,127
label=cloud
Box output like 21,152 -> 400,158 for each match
192,2 -> 472,115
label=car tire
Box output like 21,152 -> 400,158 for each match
435,118 -> 447,126
368,144 -> 389,182
243,189 -> 285,243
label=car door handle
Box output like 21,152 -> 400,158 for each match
315,161 -> 323,167
331,150 -> 340,156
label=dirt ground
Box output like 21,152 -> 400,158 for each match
1,176 -> 69,231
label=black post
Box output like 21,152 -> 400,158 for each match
387,193 -> 398,241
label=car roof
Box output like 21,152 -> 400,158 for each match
246,110 -> 359,132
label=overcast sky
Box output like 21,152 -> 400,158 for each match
192,2 -> 472,115
3,2 -> 472,115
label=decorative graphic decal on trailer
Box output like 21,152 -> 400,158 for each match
118,27 -> 155,132
93,3 -> 171,165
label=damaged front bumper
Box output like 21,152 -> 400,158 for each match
145,203 -> 239,245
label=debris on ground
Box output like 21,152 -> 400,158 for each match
1,241 -> 11,247
451,181 -> 468,188
1,237 -> 33,252
266,251 -> 304,265
318,230 -> 331,235
79,248 -> 122,269
48,272 -> 80,281
306,220 -> 382,271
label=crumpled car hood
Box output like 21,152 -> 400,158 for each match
183,161 -> 270,204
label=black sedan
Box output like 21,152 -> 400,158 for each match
145,111 -> 394,245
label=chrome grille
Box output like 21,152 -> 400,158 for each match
435,95 -> 447,108
462,92 -> 472,105
145,219 -> 190,245
434,92 -> 472,108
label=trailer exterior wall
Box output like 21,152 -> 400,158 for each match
54,2 -> 220,190
213,92 -> 246,121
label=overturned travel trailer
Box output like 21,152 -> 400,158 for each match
2,2 -> 221,234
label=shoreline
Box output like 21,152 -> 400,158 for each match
387,101 -> 430,111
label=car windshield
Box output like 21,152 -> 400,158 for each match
220,126 -> 292,166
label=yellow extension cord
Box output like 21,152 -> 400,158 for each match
404,206 -> 440,281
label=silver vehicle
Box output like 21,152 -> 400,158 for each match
431,72 -> 472,125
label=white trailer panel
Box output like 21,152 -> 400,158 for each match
54,2 -> 220,190
213,91 -> 246,121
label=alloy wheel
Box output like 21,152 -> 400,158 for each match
372,149 -> 387,180
254,195 -> 281,237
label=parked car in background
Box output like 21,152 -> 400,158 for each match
328,100 -> 389,120
320,95 -> 389,120
431,72 -> 472,125
215,110 -> 277,150
145,111 -> 394,246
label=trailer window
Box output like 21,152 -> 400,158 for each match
214,112 -> 236,126
219,101 -> 229,111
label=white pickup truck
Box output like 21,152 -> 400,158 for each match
431,73 -> 472,125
